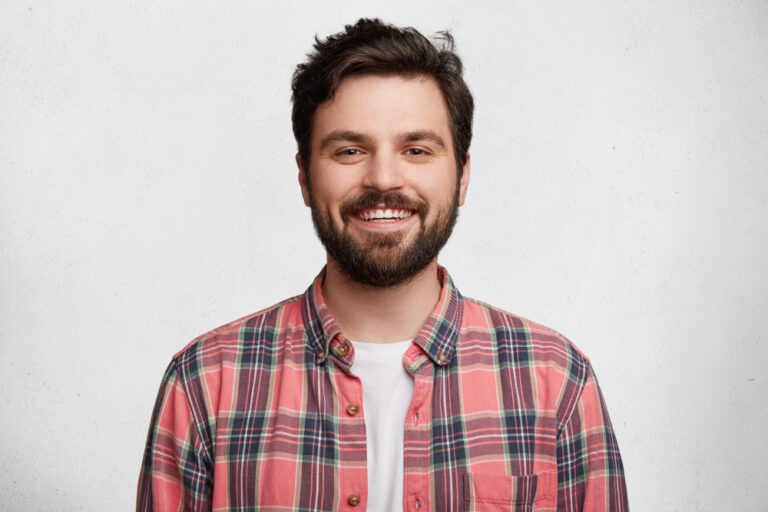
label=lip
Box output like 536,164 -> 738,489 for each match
348,212 -> 418,231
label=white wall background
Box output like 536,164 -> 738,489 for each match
2,1 -> 766,510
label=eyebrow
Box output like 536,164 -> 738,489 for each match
318,130 -> 370,152
397,130 -> 446,150
318,129 -> 447,152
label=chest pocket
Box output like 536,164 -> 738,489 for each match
463,470 -> 557,512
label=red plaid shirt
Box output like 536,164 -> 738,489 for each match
138,267 -> 628,511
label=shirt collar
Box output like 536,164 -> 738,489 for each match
301,266 -> 463,367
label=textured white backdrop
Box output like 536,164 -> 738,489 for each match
1,1 -> 767,510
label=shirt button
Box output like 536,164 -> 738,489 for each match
346,403 -> 359,416
347,494 -> 361,506
437,353 -> 448,364
336,343 -> 349,356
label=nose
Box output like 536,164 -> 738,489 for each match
361,151 -> 405,191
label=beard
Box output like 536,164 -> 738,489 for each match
309,188 -> 460,288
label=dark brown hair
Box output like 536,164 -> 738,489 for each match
291,18 -> 474,179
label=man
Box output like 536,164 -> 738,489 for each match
138,19 -> 628,511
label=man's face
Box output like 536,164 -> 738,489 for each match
298,74 -> 470,288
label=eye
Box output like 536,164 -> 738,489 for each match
335,148 -> 368,162
406,147 -> 430,157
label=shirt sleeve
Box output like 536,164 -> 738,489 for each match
556,365 -> 629,511
137,360 -> 213,512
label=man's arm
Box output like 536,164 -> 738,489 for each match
137,360 -> 212,512
556,366 -> 629,511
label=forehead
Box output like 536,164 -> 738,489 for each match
311,75 -> 452,144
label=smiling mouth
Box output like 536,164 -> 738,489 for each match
354,207 -> 415,222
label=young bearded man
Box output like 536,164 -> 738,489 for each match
137,19 -> 628,512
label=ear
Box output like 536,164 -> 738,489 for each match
458,153 -> 470,206
296,153 -> 311,207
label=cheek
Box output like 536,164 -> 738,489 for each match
309,179 -> 340,207
315,178 -> 364,213
422,179 -> 456,208
310,186 -> 351,224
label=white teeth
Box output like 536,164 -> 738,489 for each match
357,208 -> 413,221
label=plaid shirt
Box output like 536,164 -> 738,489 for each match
138,267 -> 628,511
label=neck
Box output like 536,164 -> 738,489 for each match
321,258 -> 442,343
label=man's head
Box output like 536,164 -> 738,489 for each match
292,18 -> 474,182
291,19 -> 474,288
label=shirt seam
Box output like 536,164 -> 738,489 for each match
171,355 -> 215,470
556,362 -> 592,438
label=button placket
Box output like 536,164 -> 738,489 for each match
403,368 -> 433,512
329,343 -> 366,512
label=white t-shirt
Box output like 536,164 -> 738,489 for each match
351,339 -> 414,512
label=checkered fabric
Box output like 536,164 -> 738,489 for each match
138,267 -> 628,511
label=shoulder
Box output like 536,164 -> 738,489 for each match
170,294 -> 305,373
461,297 -> 595,428
461,296 -> 591,375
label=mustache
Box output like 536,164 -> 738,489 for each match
339,191 -> 427,220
